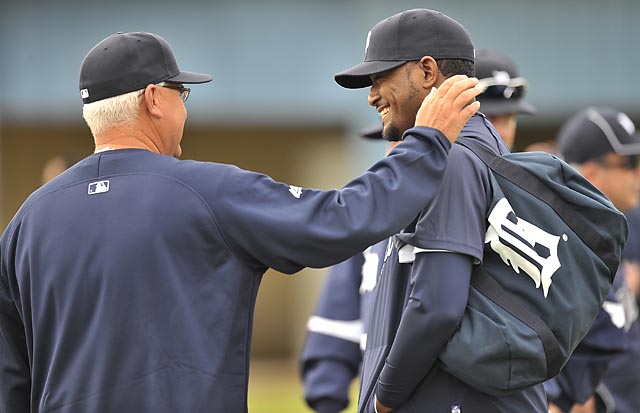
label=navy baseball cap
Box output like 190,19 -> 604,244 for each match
476,49 -> 536,116
335,9 -> 475,89
557,108 -> 640,164
79,32 -> 212,104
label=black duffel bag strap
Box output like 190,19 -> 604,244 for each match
471,273 -> 564,377
457,138 -> 617,278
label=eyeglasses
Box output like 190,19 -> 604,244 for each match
477,77 -> 528,100
159,83 -> 191,103
595,155 -> 640,171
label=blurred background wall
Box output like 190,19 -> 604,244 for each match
1,0 -> 639,408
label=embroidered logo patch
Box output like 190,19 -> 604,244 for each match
288,185 -> 302,199
88,180 -> 110,195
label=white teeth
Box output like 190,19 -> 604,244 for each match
380,107 -> 390,117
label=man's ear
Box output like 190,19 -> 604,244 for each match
143,84 -> 163,119
580,162 -> 600,182
417,56 -> 441,89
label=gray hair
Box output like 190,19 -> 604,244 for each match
82,88 -> 144,137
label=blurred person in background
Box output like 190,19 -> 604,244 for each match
621,199 -> 640,307
300,126 -> 389,413
475,49 -> 536,150
524,140 -> 558,155
41,156 -> 71,184
0,30 -> 480,413
300,48 -> 536,413
546,107 -> 640,413
40,153 -> 84,185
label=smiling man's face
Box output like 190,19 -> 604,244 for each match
367,62 -> 428,141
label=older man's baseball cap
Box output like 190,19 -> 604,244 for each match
557,107 -> 640,164
476,49 -> 536,116
335,9 -> 474,89
79,32 -> 212,104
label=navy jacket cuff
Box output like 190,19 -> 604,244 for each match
312,398 -> 346,413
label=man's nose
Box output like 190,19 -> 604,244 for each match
368,85 -> 380,107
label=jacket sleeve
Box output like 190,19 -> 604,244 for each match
212,127 -> 452,274
375,251 -> 473,408
301,253 -> 365,412
0,231 -> 31,412
545,351 -> 612,411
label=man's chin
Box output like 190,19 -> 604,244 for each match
382,124 -> 403,142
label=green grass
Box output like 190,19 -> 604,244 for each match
249,359 -> 359,413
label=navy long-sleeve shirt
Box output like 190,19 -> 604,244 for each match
0,127 -> 451,413
376,251 -> 473,406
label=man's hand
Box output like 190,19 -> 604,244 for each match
414,75 -> 482,144
548,402 -> 564,413
374,395 -> 393,413
570,397 -> 596,413
548,397 -> 596,413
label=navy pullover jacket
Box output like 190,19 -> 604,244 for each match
0,127 -> 449,413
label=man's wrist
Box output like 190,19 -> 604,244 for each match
374,394 -> 394,413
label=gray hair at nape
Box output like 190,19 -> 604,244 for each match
82,88 -> 144,137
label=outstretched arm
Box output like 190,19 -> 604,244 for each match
214,77 -> 482,274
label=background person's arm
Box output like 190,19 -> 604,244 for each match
301,253 -> 365,413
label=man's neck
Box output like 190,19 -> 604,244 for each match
94,129 -> 161,154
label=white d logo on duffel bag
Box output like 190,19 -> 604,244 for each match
485,198 -> 565,298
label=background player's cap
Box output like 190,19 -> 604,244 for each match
359,123 -> 383,140
79,32 -> 212,104
557,107 -> 640,163
475,49 -> 536,116
335,9 -> 474,89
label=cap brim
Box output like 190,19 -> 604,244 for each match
168,70 -> 213,84
615,133 -> 640,156
335,60 -> 407,89
359,124 -> 384,140
479,98 -> 536,117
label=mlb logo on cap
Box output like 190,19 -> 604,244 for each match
88,180 -> 110,195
